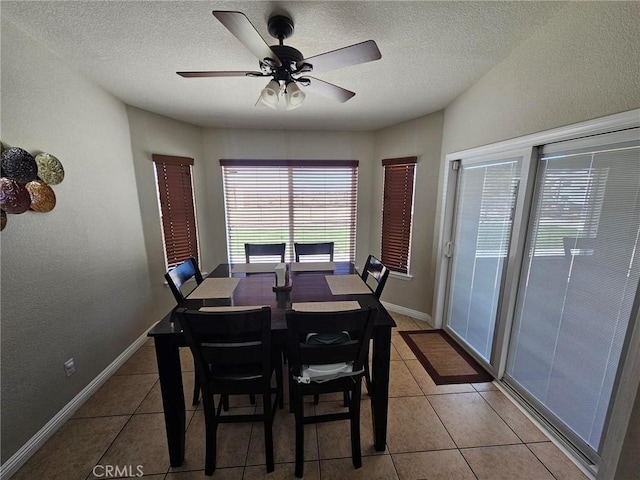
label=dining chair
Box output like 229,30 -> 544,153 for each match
165,257 -> 204,406
361,254 -> 390,299
165,257 -> 204,302
244,243 -> 286,263
294,241 -> 334,262
285,307 -> 376,478
360,255 -> 390,395
177,306 -> 282,476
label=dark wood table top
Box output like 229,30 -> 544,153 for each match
149,262 -> 395,335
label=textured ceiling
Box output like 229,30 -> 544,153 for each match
2,1 -> 567,131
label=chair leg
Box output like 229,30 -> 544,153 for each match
289,374 -> 294,413
222,394 -> 229,411
293,391 -> 305,478
192,369 -> 201,406
263,389 -> 275,473
249,394 -> 256,405
313,393 -> 320,405
276,360 -> 284,409
350,383 -> 363,469
364,348 -> 373,396
203,397 -> 218,476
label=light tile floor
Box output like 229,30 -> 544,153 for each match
12,313 -> 589,480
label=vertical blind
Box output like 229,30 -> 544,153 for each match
381,157 -> 416,273
152,154 -> 199,270
220,160 -> 358,263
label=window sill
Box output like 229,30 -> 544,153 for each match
390,271 -> 413,281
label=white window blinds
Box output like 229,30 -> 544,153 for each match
506,133 -> 640,457
221,160 -> 358,263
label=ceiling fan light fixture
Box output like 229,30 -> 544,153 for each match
285,81 -> 305,110
259,79 -> 281,109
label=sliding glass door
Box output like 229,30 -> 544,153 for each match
505,130 -> 640,460
444,155 -> 523,365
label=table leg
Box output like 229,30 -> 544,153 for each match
371,325 -> 392,451
154,335 -> 186,467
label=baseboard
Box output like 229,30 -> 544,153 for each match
381,301 -> 433,327
0,328 -> 153,480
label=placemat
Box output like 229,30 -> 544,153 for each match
291,262 -> 335,272
199,305 -> 266,312
292,301 -> 361,312
231,263 -> 278,273
325,274 -> 372,295
187,278 -> 240,299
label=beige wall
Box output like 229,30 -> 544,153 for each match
125,115 -> 377,292
441,2 -> 640,155
0,18 -> 156,462
125,106 -> 207,310
370,112 -> 444,318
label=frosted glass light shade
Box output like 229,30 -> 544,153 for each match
285,82 -> 305,110
259,80 -> 280,109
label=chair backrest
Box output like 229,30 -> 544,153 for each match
294,242 -> 334,262
244,243 -> 286,263
361,255 -> 390,299
285,307 -> 376,381
177,307 -> 273,386
165,257 -> 204,302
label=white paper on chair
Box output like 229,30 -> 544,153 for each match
292,301 -> 361,312
187,278 -> 240,299
324,275 -> 372,295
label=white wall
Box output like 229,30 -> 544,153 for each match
371,112 -> 444,318
0,19 -> 156,463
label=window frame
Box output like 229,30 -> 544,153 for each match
152,154 -> 199,271
220,159 -> 358,264
381,156 -> 417,274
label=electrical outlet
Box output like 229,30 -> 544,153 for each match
64,358 -> 76,377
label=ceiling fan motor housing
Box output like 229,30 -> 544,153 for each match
267,14 -> 294,41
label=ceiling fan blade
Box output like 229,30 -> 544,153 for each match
212,11 -> 281,67
177,71 -> 263,78
298,76 -> 356,103
299,40 -> 381,74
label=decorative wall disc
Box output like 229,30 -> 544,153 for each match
1,210 -> 6,231
26,180 -> 56,212
0,177 -> 31,213
35,152 -> 65,185
1,147 -> 38,183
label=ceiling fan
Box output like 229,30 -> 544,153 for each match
177,11 -> 382,110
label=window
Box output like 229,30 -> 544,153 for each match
152,154 -> 199,270
381,157 -> 416,273
532,165 -> 608,256
221,160 -> 358,263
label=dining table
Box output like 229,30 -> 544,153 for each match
148,261 -> 396,467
